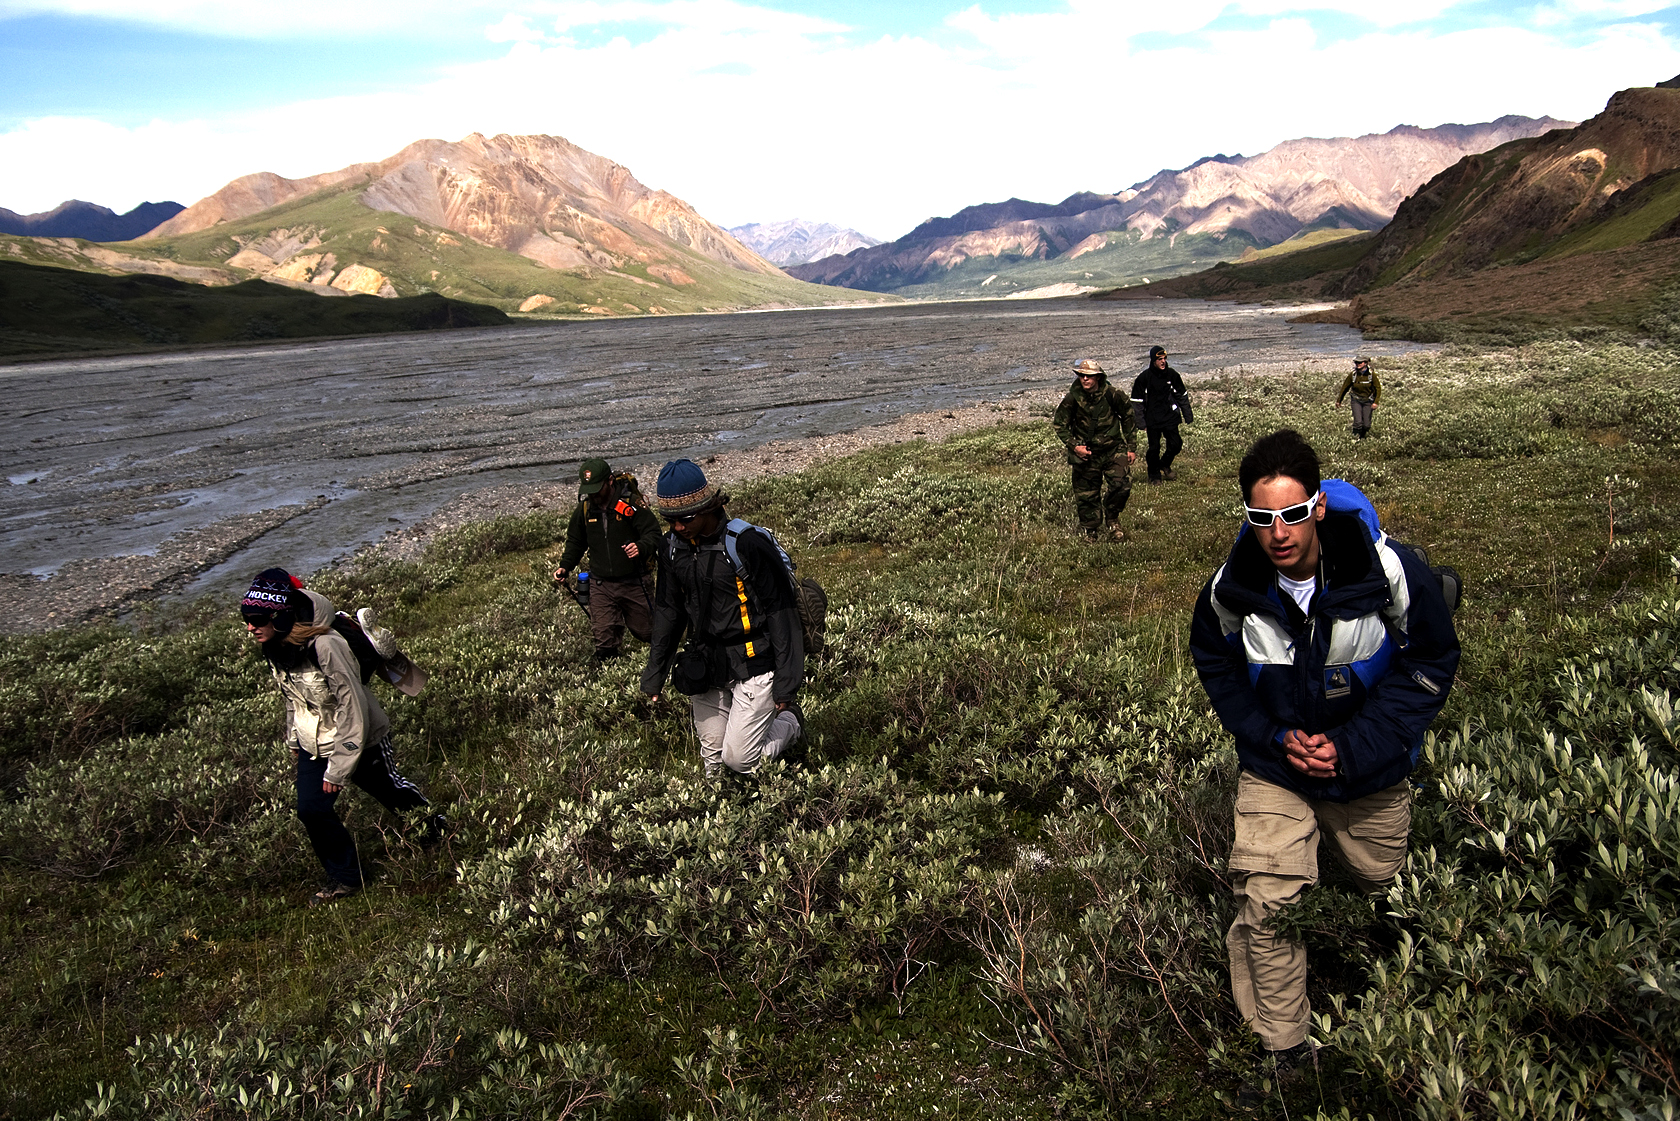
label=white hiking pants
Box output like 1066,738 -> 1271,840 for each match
690,671 -> 801,775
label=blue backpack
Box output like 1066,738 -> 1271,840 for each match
1239,479 -> 1461,613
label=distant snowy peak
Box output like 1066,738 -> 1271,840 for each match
728,219 -> 883,266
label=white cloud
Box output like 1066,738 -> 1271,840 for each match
1,1 -> 1676,235
1227,0 -> 1469,26
1533,0 -> 1677,25
485,12 -> 548,41
0,0 -> 518,36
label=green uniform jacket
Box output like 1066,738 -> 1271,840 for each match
1337,368 -> 1382,405
557,491 -> 663,581
1053,375 -> 1138,465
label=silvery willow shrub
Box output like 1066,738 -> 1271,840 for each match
0,698 -> 282,878
55,940 -> 636,1121
1315,594 -> 1680,1120
970,745 -> 1234,1112
459,761 -> 1007,1018
0,622 -> 259,766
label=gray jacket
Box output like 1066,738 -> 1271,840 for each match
270,590 -> 390,786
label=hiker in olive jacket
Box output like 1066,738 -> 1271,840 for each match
1053,358 -> 1138,539
640,459 -> 803,776
1131,345 -> 1189,482
1336,356 -> 1382,439
553,458 -> 662,661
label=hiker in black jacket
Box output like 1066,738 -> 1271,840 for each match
1131,345 -> 1189,483
640,459 -> 803,776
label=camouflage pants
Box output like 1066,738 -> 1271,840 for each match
1071,451 -> 1131,530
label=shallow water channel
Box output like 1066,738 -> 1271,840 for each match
0,297 -> 1427,613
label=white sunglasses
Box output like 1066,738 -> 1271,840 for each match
1244,490 -> 1320,528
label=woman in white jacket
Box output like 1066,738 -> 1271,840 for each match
241,567 -> 440,906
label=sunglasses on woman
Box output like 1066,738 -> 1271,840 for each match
1244,491 -> 1320,528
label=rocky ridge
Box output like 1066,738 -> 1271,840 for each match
0,200 -> 185,242
791,116 -> 1572,293
1338,87 -> 1680,292
147,133 -> 784,281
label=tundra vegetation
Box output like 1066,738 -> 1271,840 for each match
3,339 -> 1679,1119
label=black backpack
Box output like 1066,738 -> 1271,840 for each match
666,519 -> 829,658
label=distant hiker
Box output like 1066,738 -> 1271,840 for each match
1336,356 -> 1382,439
552,458 -> 662,662
1188,430 -> 1460,1103
1053,358 -> 1138,540
640,459 -> 804,776
241,568 -> 443,907
1130,345 -> 1190,483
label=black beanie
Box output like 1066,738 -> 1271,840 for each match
242,567 -> 309,634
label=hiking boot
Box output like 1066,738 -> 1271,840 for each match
1160,468 -> 1176,481
418,812 -> 447,849
1082,527 -> 1102,541
1108,525 -> 1127,542
1231,1042 -> 1315,1112
307,880 -> 361,908
769,702 -> 807,765
592,648 -> 621,664
1147,476 -> 1163,485
356,608 -> 399,659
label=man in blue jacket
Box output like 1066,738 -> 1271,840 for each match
1189,429 -> 1460,1095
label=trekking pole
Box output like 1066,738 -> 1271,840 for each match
553,571 -> 591,618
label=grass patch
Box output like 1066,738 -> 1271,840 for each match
3,340 -> 1679,1117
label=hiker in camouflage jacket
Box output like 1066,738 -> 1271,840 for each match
1053,358 -> 1138,539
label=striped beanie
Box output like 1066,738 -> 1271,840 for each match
655,459 -> 725,518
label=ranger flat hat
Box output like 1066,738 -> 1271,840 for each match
578,457 -> 611,496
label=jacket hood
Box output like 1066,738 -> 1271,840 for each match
300,588 -> 335,623
1215,511 -> 1387,619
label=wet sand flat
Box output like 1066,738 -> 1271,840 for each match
0,297 -> 1428,630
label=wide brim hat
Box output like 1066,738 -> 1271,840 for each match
1073,359 -> 1104,375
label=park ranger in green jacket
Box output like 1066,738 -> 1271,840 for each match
1053,358 -> 1139,539
552,458 -> 663,661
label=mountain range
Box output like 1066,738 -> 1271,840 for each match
1,134 -> 881,319
790,116 -> 1573,299
0,200 -> 184,241
727,220 -> 882,266
1102,80 -> 1680,342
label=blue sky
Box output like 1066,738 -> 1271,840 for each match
2,0 -> 1678,238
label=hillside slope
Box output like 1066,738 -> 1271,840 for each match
791,116 -> 1569,298
1339,86 -> 1680,293
0,258 -> 508,359
5,133 -> 877,317
1102,82 -> 1680,342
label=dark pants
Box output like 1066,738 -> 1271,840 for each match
295,735 -> 428,888
590,575 -> 653,656
1146,424 -> 1183,480
1350,399 -> 1374,436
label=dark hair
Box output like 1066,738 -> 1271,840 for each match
1239,429 -> 1320,503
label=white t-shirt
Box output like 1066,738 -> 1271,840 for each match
1277,572 -> 1317,614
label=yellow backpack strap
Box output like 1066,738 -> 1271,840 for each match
735,576 -> 755,658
